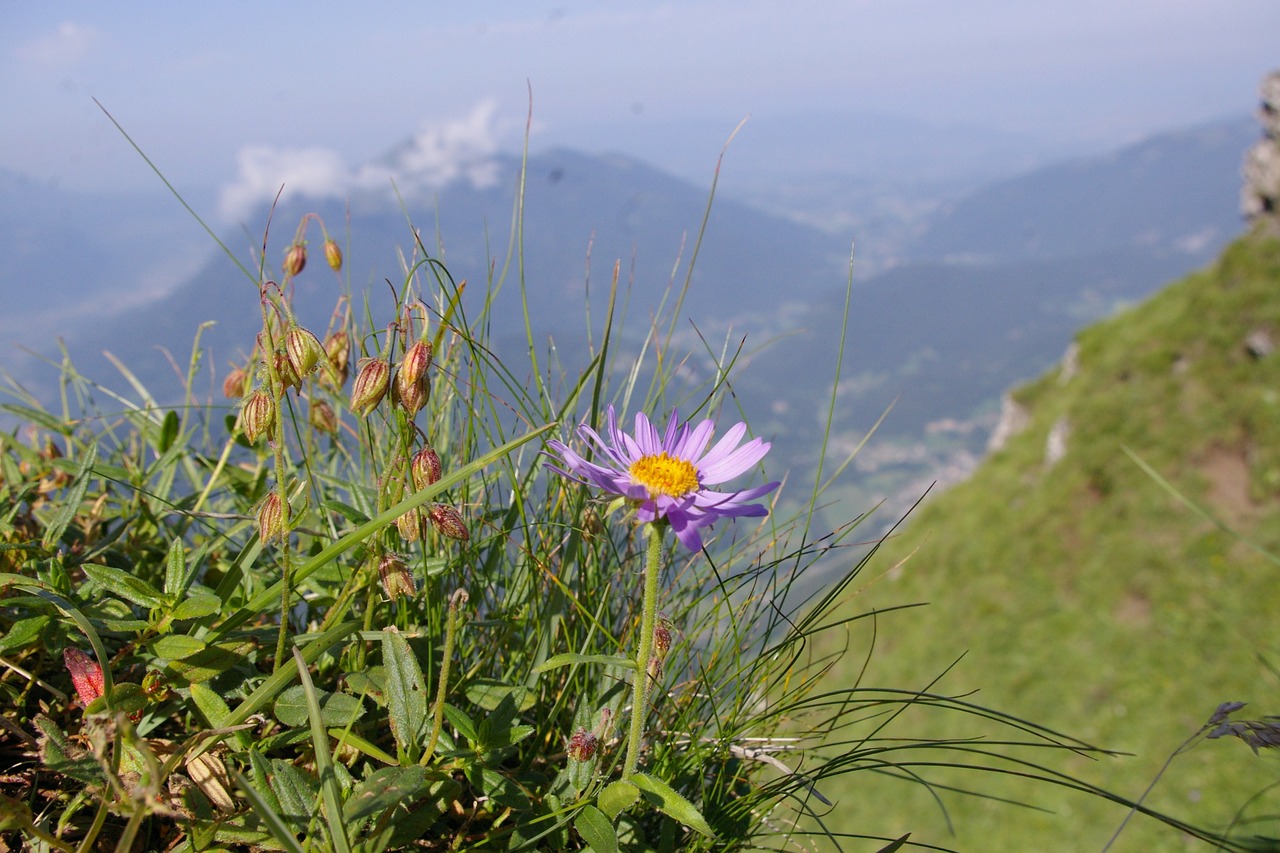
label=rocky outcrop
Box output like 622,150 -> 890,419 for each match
1242,70 -> 1280,228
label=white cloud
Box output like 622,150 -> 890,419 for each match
218,100 -> 505,221
15,22 -> 99,67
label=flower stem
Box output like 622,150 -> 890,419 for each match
623,522 -> 664,778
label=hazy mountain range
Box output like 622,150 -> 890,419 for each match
0,113 -> 1259,520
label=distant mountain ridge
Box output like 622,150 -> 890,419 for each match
0,115 -> 1256,516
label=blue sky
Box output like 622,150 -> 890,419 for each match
1,1 -> 1276,207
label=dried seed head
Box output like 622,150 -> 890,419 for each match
257,492 -> 286,543
240,391 -> 276,444
323,239 -> 343,272
222,367 -> 249,399
285,324 -> 325,379
411,446 -> 443,491
64,648 -> 105,707
427,503 -> 469,541
309,400 -> 338,435
349,358 -> 390,416
566,728 -> 598,762
283,243 -> 307,277
378,553 -> 417,600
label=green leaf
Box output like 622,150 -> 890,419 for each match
381,628 -> 428,761
465,679 -> 534,712
0,615 -> 49,654
163,537 -> 189,597
597,780 -> 640,820
441,703 -> 479,745
269,759 -> 319,830
151,634 -> 208,661
81,562 -> 166,610
534,653 -> 637,673
170,592 -> 221,621
574,805 -> 619,853
629,772 -> 716,840
163,639 -> 255,685
342,766 -> 428,824
273,684 -> 365,728
41,442 -> 97,550
231,768 -> 306,853
0,404 -> 72,436
875,834 -> 911,853
157,409 -> 180,453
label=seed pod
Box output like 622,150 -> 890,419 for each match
283,243 -> 307,277
427,503 -> 469,541
411,446 -> 443,490
241,391 -> 276,444
400,339 -> 433,383
285,324 -> 325,379
309,400 -> 338,435
321,330 -> 350,389
324,239 -> 343,272
393,369 -> 430,416
378,553 -> 417,600
395,508 -> 423,543
349,358 -> 390,416
142,670 -> 171,704
257,492 -> 286,543
270,350 -> 301,393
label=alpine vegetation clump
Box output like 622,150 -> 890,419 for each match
0,140 -> 1241,851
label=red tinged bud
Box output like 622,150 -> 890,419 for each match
240,391 -> 276,444
63,648 -> 105,707
427,503 -> 469,541
567,728 -> 598,762
324,239 -> 343,272
283,243 -> 307,277
411,446 -> 443,491
349,358 -> 390,416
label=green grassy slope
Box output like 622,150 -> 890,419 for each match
817,230 -> 1280,850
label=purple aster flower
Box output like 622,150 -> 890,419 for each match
546,405 -> 779,551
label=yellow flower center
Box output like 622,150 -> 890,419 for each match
629,452 -> 699,498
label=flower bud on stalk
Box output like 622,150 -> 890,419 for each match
222,367 -> 249,399
257,492 -> 286,543
378,553 -> 417,600
282,243 -> 307,277
411,446 -> 443,490
324,239 -> 343,272
427,503 -> 469,541
240,391 -> 276,444
285,324 -> 325,379
309,400 -> 338,435
349,358 -> 390,416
